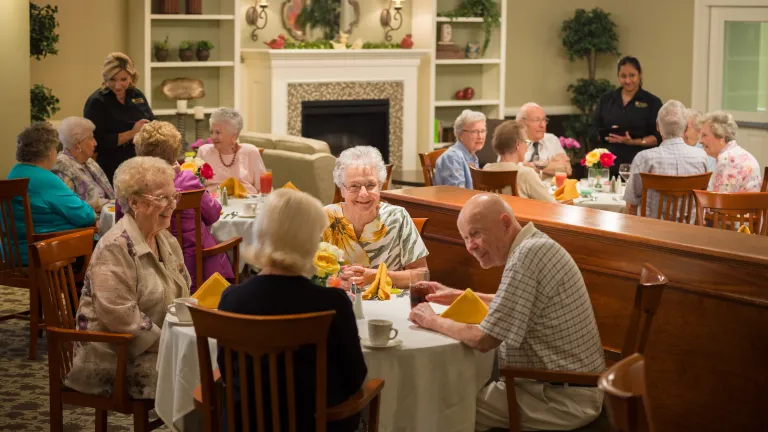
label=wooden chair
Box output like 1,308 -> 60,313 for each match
418,148 -> 447,186
693,190 -> 768,235
188,306 -> 385,432
500,264 -> 667,432
29,230 -> 163,432
469,166 -> 519,196
412,217 -> 428,235
333,164 -> 394,204
761,166 -> 767,192
638,173 -> 712,223
598,353 -> 654,432
173,189 -> 243,285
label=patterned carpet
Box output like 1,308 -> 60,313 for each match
0,285 -> 168,432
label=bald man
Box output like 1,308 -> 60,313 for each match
409,194 -> 605,431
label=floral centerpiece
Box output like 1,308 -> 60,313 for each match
558,136 -> 582,160
580,148 -> 616,188
180,156 -> 214,185
311,242 -> 345,288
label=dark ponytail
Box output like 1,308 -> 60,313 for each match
617,56 -> 642,74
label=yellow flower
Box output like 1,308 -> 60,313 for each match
585,151 -> 600,167
180,162 -> 198,172
314,250 -> 340,278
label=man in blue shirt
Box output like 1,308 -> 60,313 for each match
434,110 -> 487,189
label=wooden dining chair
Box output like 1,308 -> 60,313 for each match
29,229 -> 163,432
500,264 -> 667,432
638,172 -> 712,223
693,190 -> 768,235
333,164 -> 394,204
469,166 -> 519,196
761,166 -> 767,192
419,148 -> 448,186
188,306 -> 385,432
411,218 -> 428,235
598,353 -> 655,432
172,189 -> 243,285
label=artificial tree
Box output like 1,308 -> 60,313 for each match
29,2 -> 60,122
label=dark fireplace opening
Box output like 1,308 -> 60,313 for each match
301,99 -> 390,163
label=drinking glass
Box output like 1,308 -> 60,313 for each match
554,169 -> 567,188
619,163 -> 631,182
259,169 -> 273,195
409,268 -> 431,309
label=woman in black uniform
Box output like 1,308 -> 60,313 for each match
592,56 -> 662,177
84,52 -> 155,182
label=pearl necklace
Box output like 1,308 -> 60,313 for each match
218,144 -> 240,168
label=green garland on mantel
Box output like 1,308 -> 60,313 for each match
282,39 -> 402,50
437,0 -> 501,56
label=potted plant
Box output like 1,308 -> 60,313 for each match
196,40 -> 214,61
29,2 -> 60,122
437,0 -> 501,56
154,36 -> 169,62
179,40 -> 195,61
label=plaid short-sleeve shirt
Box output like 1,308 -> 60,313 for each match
480,223 -> 605,373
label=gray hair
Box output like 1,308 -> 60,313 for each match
700,110 -> 739,142
209,107 -> 243,135
685,109 -> 703,131
16,122 -> 60,163
515,102 -> 543,121
332,146 -> 387,188
58,117 -> 96,150
113,156 -> 175,213
453,109 -> 487,138
657,100 -> 687,138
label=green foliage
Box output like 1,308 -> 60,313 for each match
154,36 -> 169,50
179,40 -> 194,50
196,40 -> 214,50
297,0 -> 342,41
30,2 -> 59,60
567,78 -> 614,115
361,41 -> 402,49
283,39 -> 334,49
437,0 -> 500,56
561,8 -> 619,79
30,84 -> 60,123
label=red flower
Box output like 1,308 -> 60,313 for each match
599,152 -> 616,168
580,158 -> 587,166
200,163 -> 214,180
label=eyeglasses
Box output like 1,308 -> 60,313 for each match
462,129 -> 487,136
142,192 -> 181,207
344,182 -> 380,194
523,117 -> 550,124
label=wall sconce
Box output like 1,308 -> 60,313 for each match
245,0 -> 269,42
380,0 -> 404,42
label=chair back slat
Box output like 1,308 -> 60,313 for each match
761,166 -> 767,192
419,148 -> 447,187
172,189 -> 205,285
639,173 -> 711,223
694,190 -> 768,235
188,306 -> 336,432
621,264 -> 667,358
598,353 -> 654,432
411,218 -> 428,235
469,166 -> 520,195
0,179 -> 34,284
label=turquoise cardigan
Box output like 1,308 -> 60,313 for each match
7,163 -> 95,265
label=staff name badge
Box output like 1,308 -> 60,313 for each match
131,97 -> 145,104
635,101 -> 648,108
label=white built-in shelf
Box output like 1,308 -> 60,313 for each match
151,61 -> 235,68
435,58 -> 501,65
150,14 -> 235,20
154,107 -> 220,116
435,17 -> 484,23
435,99 -> 501,107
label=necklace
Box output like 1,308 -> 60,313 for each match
218,144 -> 240,168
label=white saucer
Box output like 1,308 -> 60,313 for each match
165,315 -> 194,326
361,338 -> 402,349
237,213 -> 258,218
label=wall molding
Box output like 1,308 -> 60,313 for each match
504,105 -> 578,118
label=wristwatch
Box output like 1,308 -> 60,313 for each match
641,138 -> 647,145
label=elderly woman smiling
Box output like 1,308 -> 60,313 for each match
699,111 -> 762,193
52,117 -> 115,213
323,146 -> 428,289
197,107 -> 266,194
65,157 -> 191,399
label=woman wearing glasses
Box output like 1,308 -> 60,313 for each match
66,157 -> 191,400
433,109 -> 487,189
323,146 -> 429,290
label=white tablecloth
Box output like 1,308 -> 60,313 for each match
546,183 -> 627,213
154,296 -> 495,432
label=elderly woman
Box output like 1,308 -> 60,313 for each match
699,111 -> 762,193
433,109 -> 487,189
84,52 -> 155,182
7,123 -> 95,265
323,146 -> 428,289
51,117 -> 115,213
683,109 -> 716,174
197,108 -> 266,194
218,189 -> 366,431
65,157 -> 191,399
483,121 -> 555,202
128,120 -> 234,290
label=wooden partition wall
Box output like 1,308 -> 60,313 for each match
381,186 -> 768,432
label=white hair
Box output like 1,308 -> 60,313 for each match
113,156 -> 175,213
209,107 -> 243,135
685,109 -> 703,131
58,117 -> 96,150
332,146 -> 387,188
453,109 -> 487,138
515,102 -> 543,121
700,111 -> 739,142
657,100 -> 687,138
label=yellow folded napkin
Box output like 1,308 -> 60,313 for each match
362,263 -> 392,300
192,272 -> 231,309
554,179 -> 579,201
282,181 -> 299,191
440,288 -> 489,324
738,225 -> 752,235
220,177 -> 248,198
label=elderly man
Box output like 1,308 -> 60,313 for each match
624,100 -> 709,219
433,109 -> 486,189
410,193 -> 605,431
683,108 -> 717,175
517,102 -> 572,180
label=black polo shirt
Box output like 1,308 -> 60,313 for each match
83,87 -> 155,182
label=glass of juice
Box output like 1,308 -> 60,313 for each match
555,170 -> 567,188
259,169 -> 273,195
409,268 -> 431,309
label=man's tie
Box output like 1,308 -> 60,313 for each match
529,142 -> 541,163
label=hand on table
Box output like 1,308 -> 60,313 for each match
339,265 -> 377,288
409,302 -> 438,329
606,131 -> 632,144
414,281 -> 462,306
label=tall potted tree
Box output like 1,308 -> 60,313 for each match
30,2 -> 60,122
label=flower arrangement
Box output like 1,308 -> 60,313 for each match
180,156 -> 214,185
580,148 -> 616,169
311,242 -> 345,287
559,136 -> 582,159
190,137 -> 212,151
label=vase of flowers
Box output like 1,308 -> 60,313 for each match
180,156 -> 214,185
558,136 -> 582,160
311,242 -> 345,288
580,148 -> 616,189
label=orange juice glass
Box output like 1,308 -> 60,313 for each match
555,172 -> 567,188
259,169 -> 273,194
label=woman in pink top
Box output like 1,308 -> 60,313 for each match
699,111 -> 763,193
197,108 -> 266,194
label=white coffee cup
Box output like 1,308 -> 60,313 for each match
167,298 -> 199,323
368,319 -> 398,347
242,202 -> 258,216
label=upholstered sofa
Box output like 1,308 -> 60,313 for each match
238,132 -> 336,204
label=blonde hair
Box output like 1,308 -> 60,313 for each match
700,111 -> 739,142
492,120 -> 527,155
134,120 -> 182,164
102,52 -> 138,86
113,157 -> 175,213
248,189 -> 328,277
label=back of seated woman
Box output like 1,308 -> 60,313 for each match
217,189 -> 366,432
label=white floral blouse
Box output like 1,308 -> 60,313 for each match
710,141 -> 763,193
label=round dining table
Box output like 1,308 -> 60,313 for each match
154,296 -> 495,432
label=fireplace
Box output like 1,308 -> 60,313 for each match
301,99 -> 390,163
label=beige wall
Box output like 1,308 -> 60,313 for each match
30,0 -> 127,121
0,0 -> 31,177
506,0 -> 695,109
